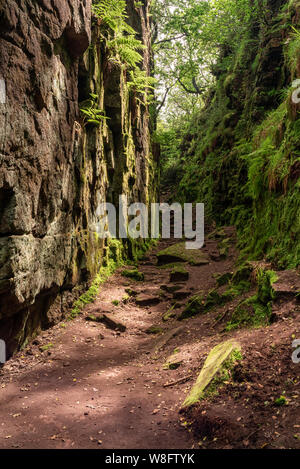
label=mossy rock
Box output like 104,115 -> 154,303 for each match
213,272 -> 233,286
163,357 -> 182,370
256,269 -> 278,304
181,340 -> 242,408
178,294 -> 204,320
146,325 -> 164,335
226,300 -> 256,331
162,304 -> 177,322
158,262 -> 186,271
218,237 -> 232,258
207,228 -> 227,240
39,343 -> 54,352
178,287 -> 234,320
204,289 -> 233,309
170,265 -> 189,283
161,284 -> 183,293
121,268 -> 144,281
157,242 -> 209,266
226,269 -> 278,331
163,349 -> 183,370
231,263 -> 253,284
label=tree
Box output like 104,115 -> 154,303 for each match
152,0 -> 257,119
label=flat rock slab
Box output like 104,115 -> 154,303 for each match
163,351 -> 185,370
161,284 -> 184,293
136,294 -> 161,306
157,242 -> 210,266
181,339 -> 241,408
86,314 -> 126,332
170,270 -> 189,283
153,326 -> 185,354
173,289 -> 190,300
145,325 -> 164,335
209,250 -> 222,261
273,270 -> 300,298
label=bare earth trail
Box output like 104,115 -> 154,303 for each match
0,232 -> 299,449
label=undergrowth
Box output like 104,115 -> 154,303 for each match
162,0 -> 300,269
226,269 -> 278,330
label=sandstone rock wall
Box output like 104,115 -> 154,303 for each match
0,0 -> 156,356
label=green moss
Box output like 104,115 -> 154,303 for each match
172,2 -> 300,271
68,259 -> 118,320
178,293 -> 204,320
158,262 -> 187,270
162,304 -> 177,321
146,325 -> 164,334
112,300 -> 120,306
205,289 -> 229,308
40,343 -> 54,352
121,268 -> 144,281
157,242 -> 209,266
218,237 -> 232,258
178,274 -> 251,321
171,264 -> 187,274
226,269 -> 278,330
274,395 -> 287,406
213,272 -> 233,286
182,340 -> 242,408
232,263 -> 253,284
201,349 -> 243,400
170,265 -> 189,282
286,27 -> 300,78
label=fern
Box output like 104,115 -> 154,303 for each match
92,0 -> 156,103
80,93 -> 109,126
127,69 -> 156,105
107,35 -> 145,68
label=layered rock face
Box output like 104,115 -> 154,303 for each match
0,0 -> 156,356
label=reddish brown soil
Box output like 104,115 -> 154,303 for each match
0,231 -> 299,449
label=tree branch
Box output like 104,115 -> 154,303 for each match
154,34 -> 186,46
156,85 -> 172,114
177,77 -> 204,95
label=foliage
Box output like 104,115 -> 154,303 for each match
226,270 -> 278,331
158,0 -> 300,269
274,395 -> 287,406
287,26 -> 300,78
92,0 -> 155,104
80,93 -> 109,126
152,0 -> 259,119
121,268 -> 145,281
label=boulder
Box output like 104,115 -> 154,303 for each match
170,266 -> 189,283
181,340 -> 241,408
157,242 -> 209,266
136,294 -> 160,306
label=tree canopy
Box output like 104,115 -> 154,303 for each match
152,0 -> 259,121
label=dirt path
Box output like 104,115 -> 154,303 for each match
0,232 -> 299,449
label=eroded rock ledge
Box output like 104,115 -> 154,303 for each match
0,0 -> 156,356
